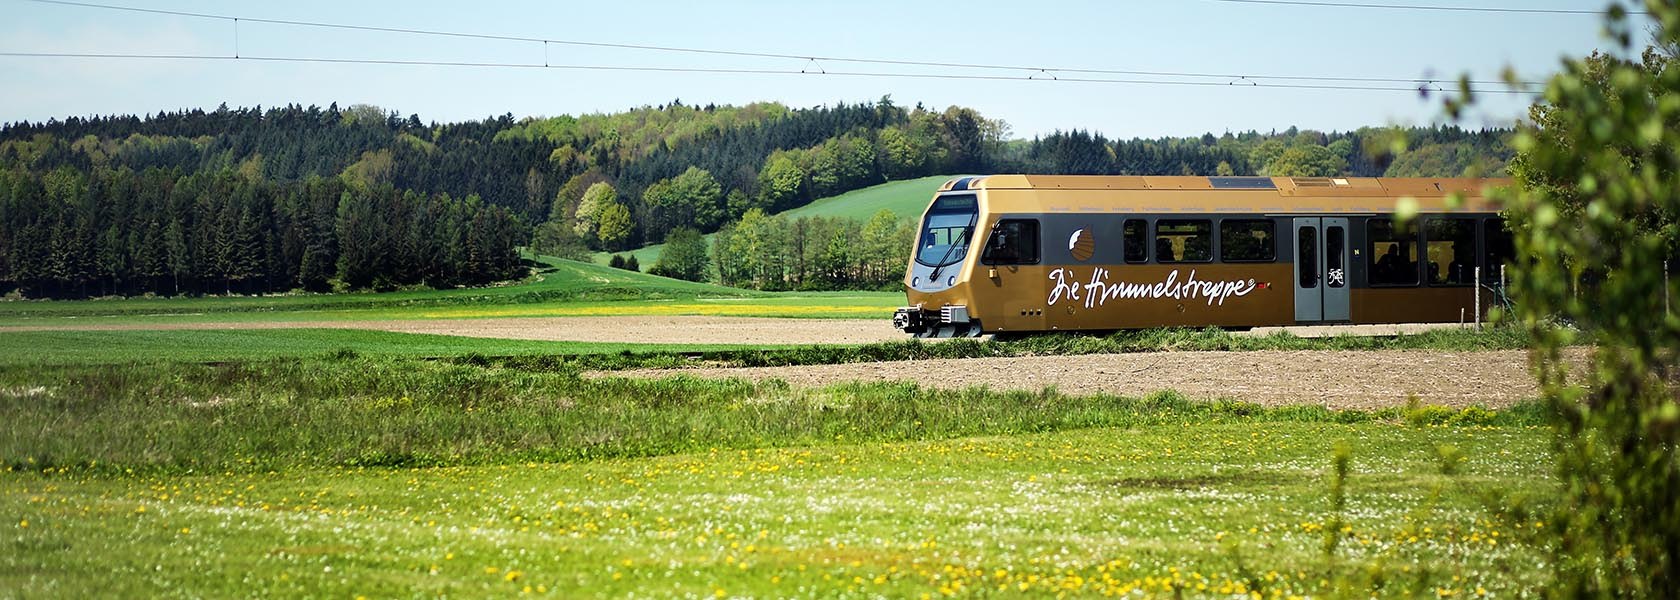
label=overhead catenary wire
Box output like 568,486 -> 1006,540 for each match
1205,0 -> 1648,15
0,51 -> 1542,94
11,0 -> 1545,89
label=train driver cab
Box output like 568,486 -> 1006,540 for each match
895,193 -> 981,337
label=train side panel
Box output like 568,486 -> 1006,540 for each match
970,263 -> 1295,332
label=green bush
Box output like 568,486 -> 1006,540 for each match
1479,4 -> 1680,595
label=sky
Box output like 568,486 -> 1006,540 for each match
0,0 -> 1639,139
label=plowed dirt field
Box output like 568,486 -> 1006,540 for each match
603,348 -> 1571,409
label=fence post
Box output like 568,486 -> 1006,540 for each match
1474,266 -> 1482,331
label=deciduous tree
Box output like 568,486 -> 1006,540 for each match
650,226 -> 709,282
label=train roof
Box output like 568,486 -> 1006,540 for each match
937,175 -> 1509,213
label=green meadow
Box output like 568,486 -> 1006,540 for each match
5,421 -> 1552,598
773,175 -> 957,222
3,355 -> 1552,598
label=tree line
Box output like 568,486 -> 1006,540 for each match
0,167 -> 523,298
1004,125 -> 1510,179
710,208 -> 913,291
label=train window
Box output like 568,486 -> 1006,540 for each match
1123,219 -> 1147,263
1298,227 -> 1318,289
914,195 -> 978,268
1156,219 -> 1213,263
1425,218 -> 1477,286
1367,218 -> 1420,286
981,219 -> 1040,265
1220,219 -> 1276,262
1483,219 -> 1514,283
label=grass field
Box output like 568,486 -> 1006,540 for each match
774,175 -> 956,222
590,175 -> 954,269
0,329 -> 758,366
4,423 -> 1552,598
1,355 -> 1554,597
0,257 -> 900,328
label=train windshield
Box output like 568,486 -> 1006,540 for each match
915,194 -> 978,268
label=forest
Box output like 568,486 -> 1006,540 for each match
0,99 -> 1513,298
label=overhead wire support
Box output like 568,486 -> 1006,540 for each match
12,0 -> 1545,90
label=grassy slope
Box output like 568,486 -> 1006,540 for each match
591,175 -> 954,268
0,256 -> 900,327
775,174 -> 956,222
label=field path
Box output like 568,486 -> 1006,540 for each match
0,316 -> 902,346
603,347 -> 1571,409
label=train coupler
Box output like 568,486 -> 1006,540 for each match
894,305 -> 980,338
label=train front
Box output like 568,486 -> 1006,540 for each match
893,181 -> 983,337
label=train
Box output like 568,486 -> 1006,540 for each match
892,175 -> 1510,337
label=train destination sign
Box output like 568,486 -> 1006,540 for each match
1047,267 -> 1260,308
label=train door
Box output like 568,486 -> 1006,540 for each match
980,218 -> 1046,332
1292,217 -> 1350,322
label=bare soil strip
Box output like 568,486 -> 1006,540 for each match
604,348 -> 1570,409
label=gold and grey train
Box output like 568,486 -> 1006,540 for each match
892,175 -> 1511,337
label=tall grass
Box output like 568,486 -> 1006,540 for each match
0,354 -> 1539,474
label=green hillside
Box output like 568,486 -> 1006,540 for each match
595,175 -> 953,268
776,174 -> 954,221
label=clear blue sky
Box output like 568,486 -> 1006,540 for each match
0,0 -> 1631,139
